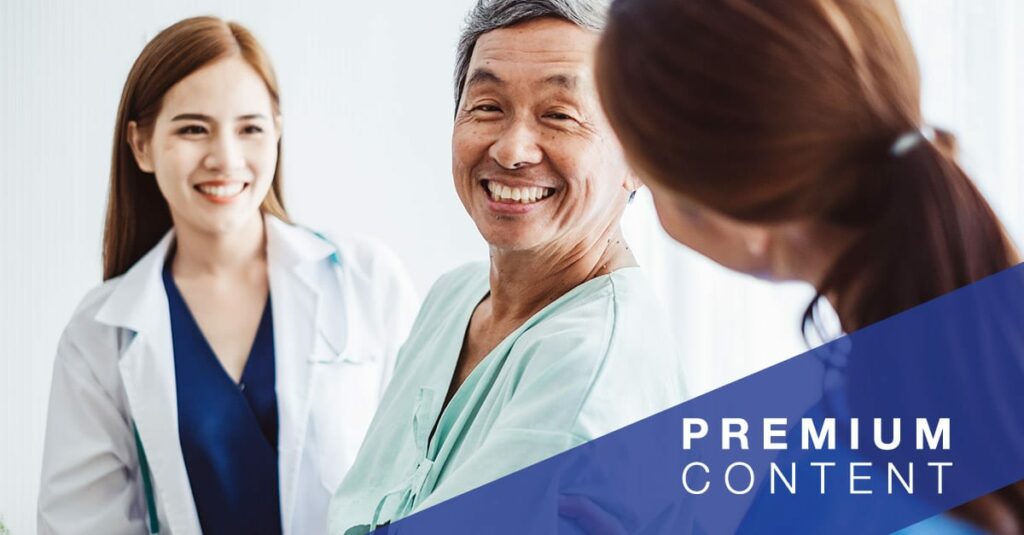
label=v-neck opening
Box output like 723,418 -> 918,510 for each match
162,258 -> 282,533
424,266 -> 640,462
426,288 -> 488,448
162,263 -> 271,388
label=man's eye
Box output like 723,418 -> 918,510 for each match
177,125 -> 207,135
472,104 -> 501,113
242,125 -> 264,134
544,112 -> 574,121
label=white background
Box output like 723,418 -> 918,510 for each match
1,1 -> 1020,532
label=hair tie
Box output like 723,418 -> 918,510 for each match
890,126 -> 936,157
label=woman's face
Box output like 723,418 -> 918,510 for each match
646,178 -> 779,280
129,56 -> 280,236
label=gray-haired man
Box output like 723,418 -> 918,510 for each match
327,1 -> 686,532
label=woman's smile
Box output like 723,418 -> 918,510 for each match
193,180 -> 251,204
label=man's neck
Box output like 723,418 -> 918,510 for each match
485,223 -> 637,324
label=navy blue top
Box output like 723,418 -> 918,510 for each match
163,262 -> 283,535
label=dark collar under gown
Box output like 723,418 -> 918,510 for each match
163,263 -> 283,535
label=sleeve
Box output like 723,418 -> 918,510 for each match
38,326 -> 147,535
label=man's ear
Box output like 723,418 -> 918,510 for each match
127,121 -> 154,173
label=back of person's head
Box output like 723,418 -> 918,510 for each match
597,0 -> 1022,530
104,16 -> 288,280
597,0 -> 1017,333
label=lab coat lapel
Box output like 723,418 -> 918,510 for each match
95,230 -> 202,534
265,216 -> 338,532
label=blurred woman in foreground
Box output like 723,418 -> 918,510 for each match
596,0 -> 1022,533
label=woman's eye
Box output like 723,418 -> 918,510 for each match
472,104 -> 501,113
242,124 -> 264,134
177,125 -> 207,135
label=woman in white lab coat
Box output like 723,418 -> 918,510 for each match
38,16 -> 419,535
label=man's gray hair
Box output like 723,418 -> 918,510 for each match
454,0 -> 609,109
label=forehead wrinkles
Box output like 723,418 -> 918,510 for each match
466,52 -> 596,99
474,42 -> 592,63
473,26 -> 595,66
471,20 -> 596,71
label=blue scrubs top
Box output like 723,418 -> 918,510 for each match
163,262 -> 282,535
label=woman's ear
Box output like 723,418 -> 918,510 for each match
623,169 -> 642,194
274,115 -> 283,143
742,225 -> 772,259
126,121 -> 154,173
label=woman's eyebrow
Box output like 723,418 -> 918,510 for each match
170,113 -> 268,121
170,113 -> 212,122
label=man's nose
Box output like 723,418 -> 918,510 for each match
488,119 -> 543,170
204,132 -> 246,173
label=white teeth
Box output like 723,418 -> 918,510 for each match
197,183 -> 245,198
485,181 -> 553,204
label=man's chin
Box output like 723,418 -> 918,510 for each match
480,232 -> 546,255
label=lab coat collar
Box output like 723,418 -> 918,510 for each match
93,229 -> 174,334
265,215 -> 354,364
94,214 -> 335,332
265,213 -> 337,269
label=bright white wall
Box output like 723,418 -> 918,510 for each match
1,1 -> 1020,533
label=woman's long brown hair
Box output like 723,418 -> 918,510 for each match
597,0 -> 1021,532
103,16 -> 289,280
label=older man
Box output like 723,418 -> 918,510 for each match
327,1 -> 687,532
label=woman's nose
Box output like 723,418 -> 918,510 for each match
203,133 -> 246,173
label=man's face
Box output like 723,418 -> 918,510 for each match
452,17 -> 637,253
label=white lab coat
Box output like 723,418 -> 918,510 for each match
38,215 -> 420,535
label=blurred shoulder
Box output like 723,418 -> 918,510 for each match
62,277 -> 122,338
312,229 -> 409,281
54,278 -> 127,383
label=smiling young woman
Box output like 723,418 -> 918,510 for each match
39,16 -> 419,535
103,17 -> 288,281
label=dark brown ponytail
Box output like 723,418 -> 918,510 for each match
806,128 -> 1018,335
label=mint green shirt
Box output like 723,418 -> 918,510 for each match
327,263 -> 688,534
